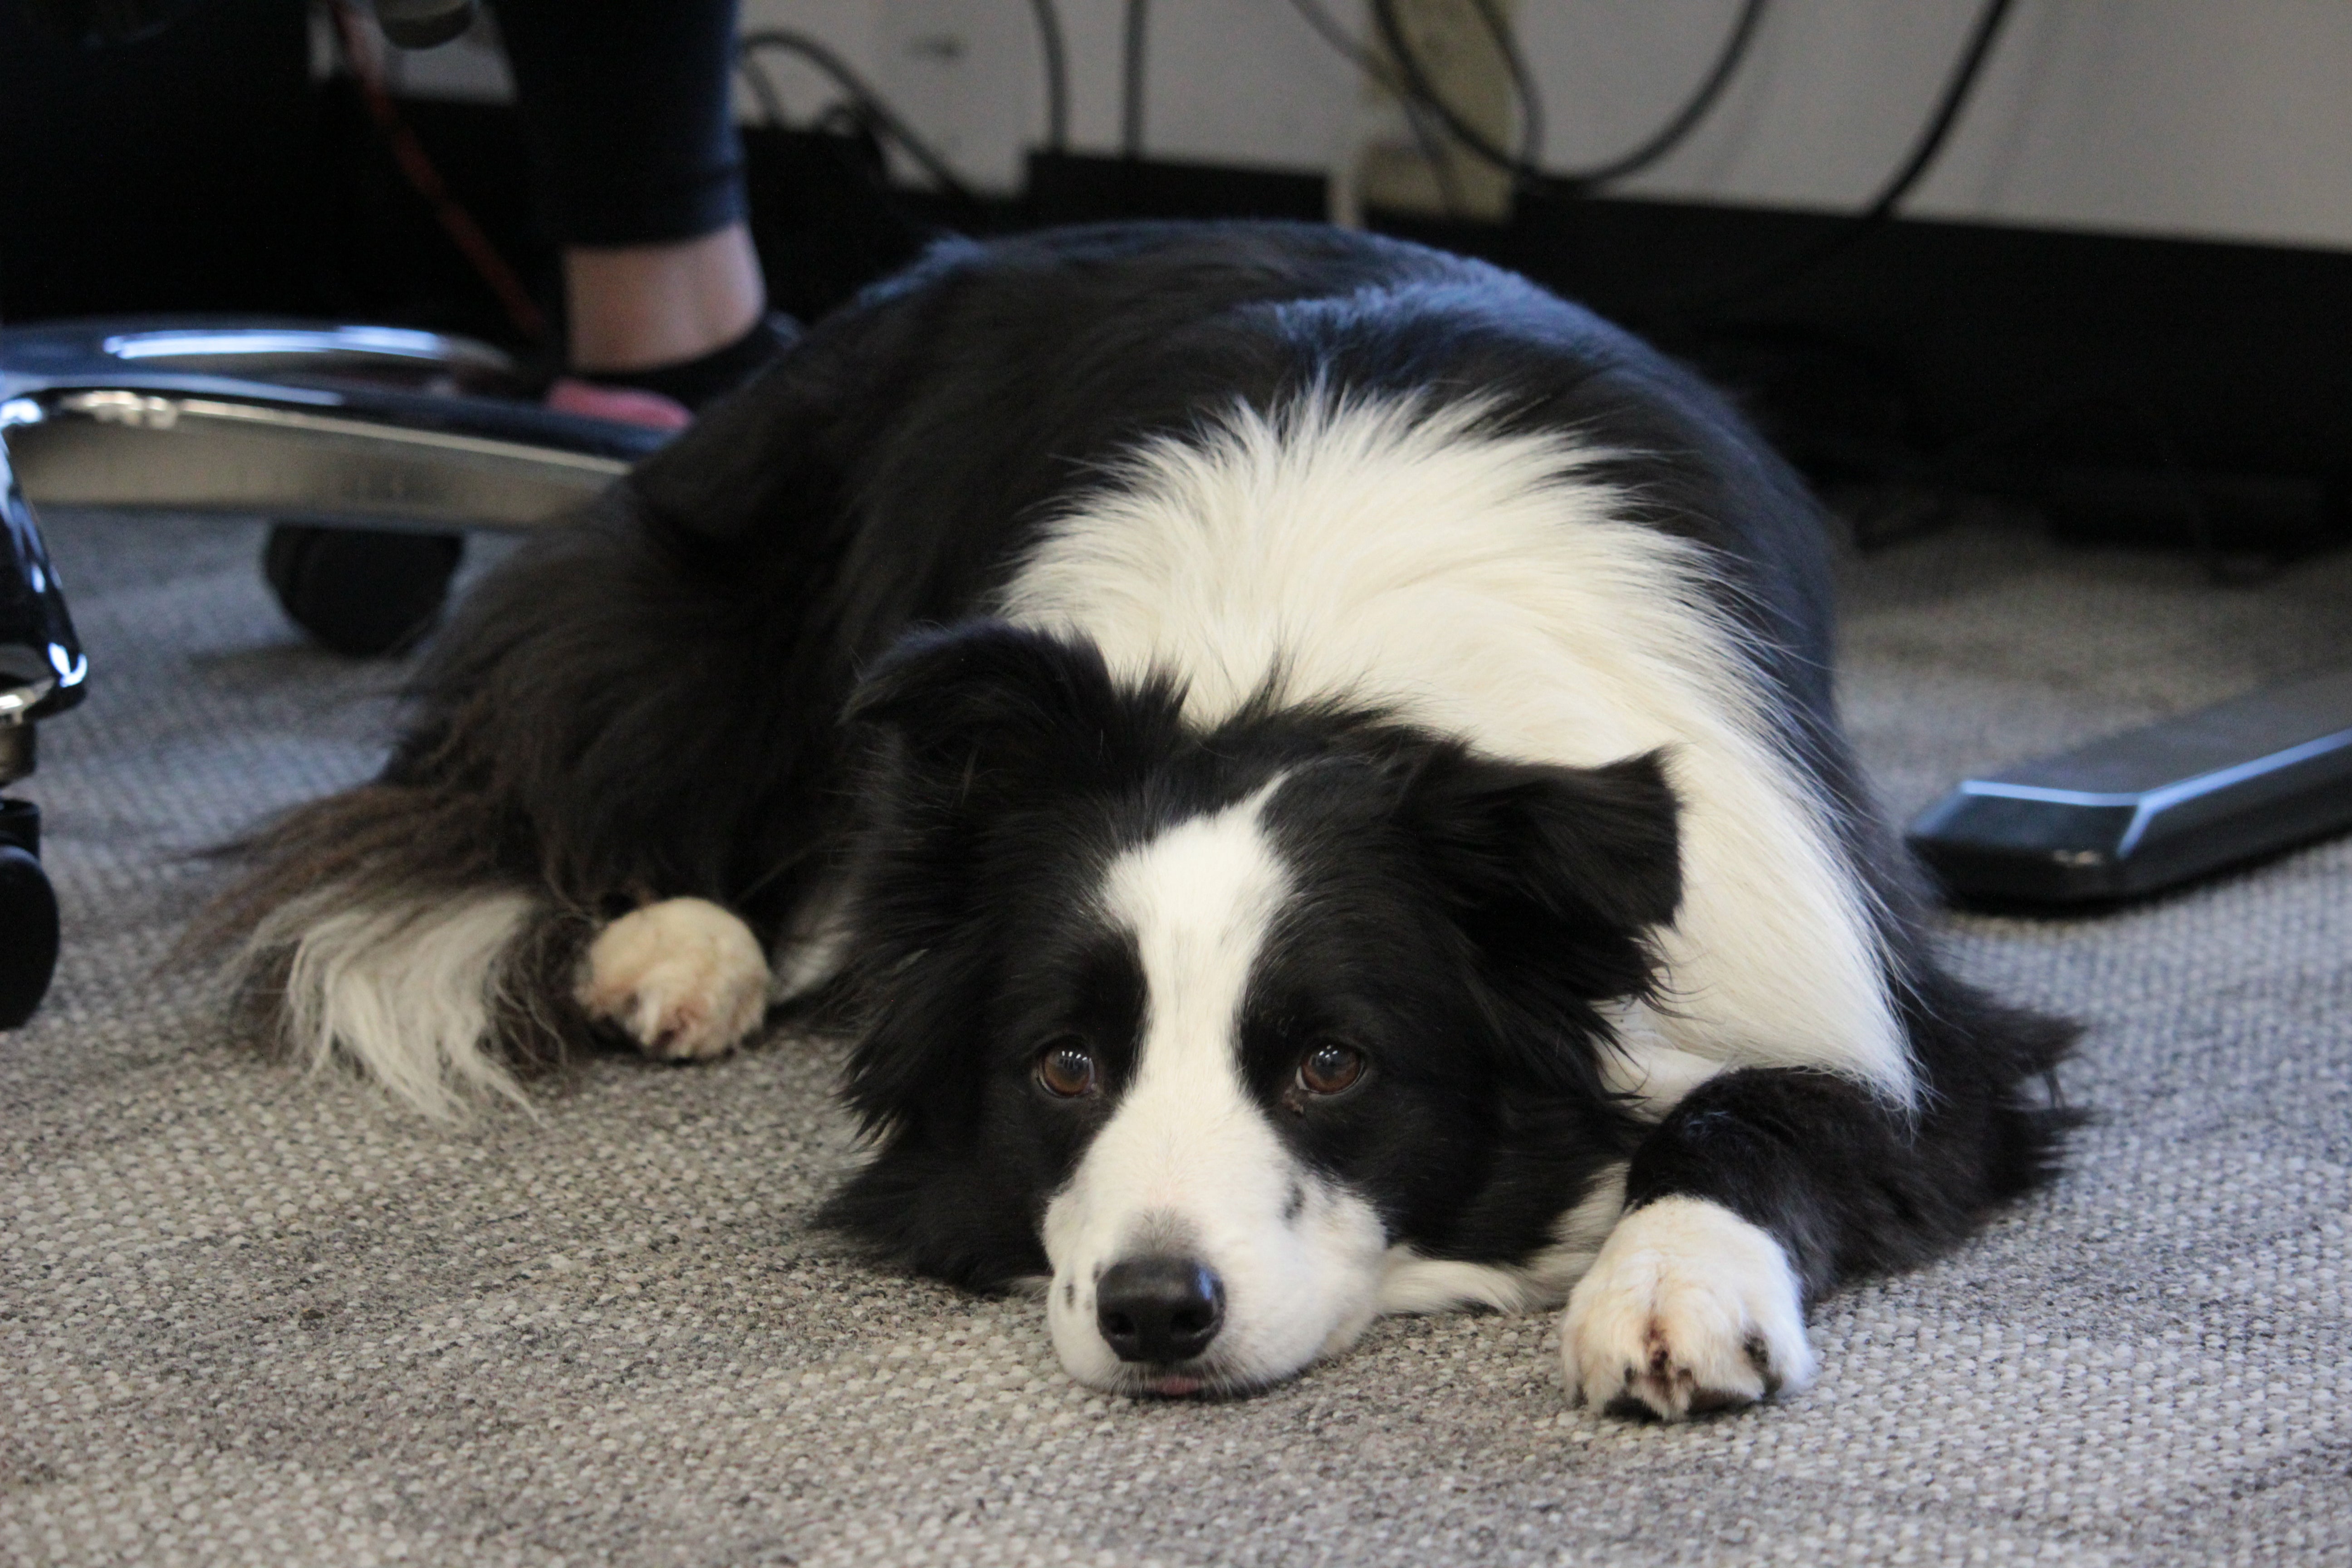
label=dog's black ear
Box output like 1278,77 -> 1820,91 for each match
846,620 -> 1176,797
1400,745 -> 1681,999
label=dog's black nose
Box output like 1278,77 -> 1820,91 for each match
1095,1257 -> 1225,1363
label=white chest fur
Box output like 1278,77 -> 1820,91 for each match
998,396 -> 1912,1106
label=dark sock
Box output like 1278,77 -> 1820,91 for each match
581,311 -> 800,410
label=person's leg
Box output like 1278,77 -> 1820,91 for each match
270,0 -> 787,657
562,224 -> 764,377
495,0 -> 788,400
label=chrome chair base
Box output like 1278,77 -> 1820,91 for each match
0,317 -> 674,1025
2,319 -> 670,533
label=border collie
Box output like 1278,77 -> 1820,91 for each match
220,223 -> 2075,1418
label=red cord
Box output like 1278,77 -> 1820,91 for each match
329,0 -> 550,344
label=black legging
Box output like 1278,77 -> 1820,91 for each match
494,0 -> 745,247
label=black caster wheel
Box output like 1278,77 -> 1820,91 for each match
0,798 -> 58,1030
263,524 -> 465,657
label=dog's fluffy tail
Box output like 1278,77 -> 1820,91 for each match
260,883 -> 539,1118
198,779 -> 585,1122
197,436 -> 855,1117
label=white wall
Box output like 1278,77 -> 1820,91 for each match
1513,0 -> 2352,250
396,0 -> 2352,252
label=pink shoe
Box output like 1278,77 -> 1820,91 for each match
544,377 -> 695,431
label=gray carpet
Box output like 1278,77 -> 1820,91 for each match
5,505 -> 2349,1567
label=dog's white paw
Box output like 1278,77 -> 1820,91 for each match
1562,1196 -> 1816,1421
576,898 -> 770,1060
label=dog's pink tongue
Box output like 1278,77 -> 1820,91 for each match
1149,1375 -> 1205,1397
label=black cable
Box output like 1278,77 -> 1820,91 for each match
1669,0 -> 2018,315
1121,0 -> 1149,160
1282,0 -> 1467,215
1367,0 -> 1769,196
1368,0 -> 1505,181
1852,0 -> 2016,225
1573,0 -> 1768,186
737,29 -> 976,201
1468,0 -> 1541,170
1284,0 -> 1389,86
734,52 -> 791,130
1026,0 -> 1070,154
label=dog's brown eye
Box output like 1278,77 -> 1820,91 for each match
1298,1041 -> 1366,1096
1034,1039 -> 1098,1098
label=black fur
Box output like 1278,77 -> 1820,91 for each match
217,221 -> 2076,1334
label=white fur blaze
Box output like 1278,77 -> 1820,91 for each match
1041,788 -> 1390,1396
1562,1195 -> 1816,1420
263,885 -> 539,1122
577,897 -> 770,1060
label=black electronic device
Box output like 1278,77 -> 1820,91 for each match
1907,668 -> 2352,903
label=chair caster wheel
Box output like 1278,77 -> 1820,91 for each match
263,524 -> 465,657
0,799 -> 58,1030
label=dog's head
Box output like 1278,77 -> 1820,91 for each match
823,621 -> 1677,1395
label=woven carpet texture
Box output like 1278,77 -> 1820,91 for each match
3,507 -> 2347,1566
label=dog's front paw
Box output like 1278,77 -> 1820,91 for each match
1562,1196 -> 1816,1421
576,898 -> 770,1060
